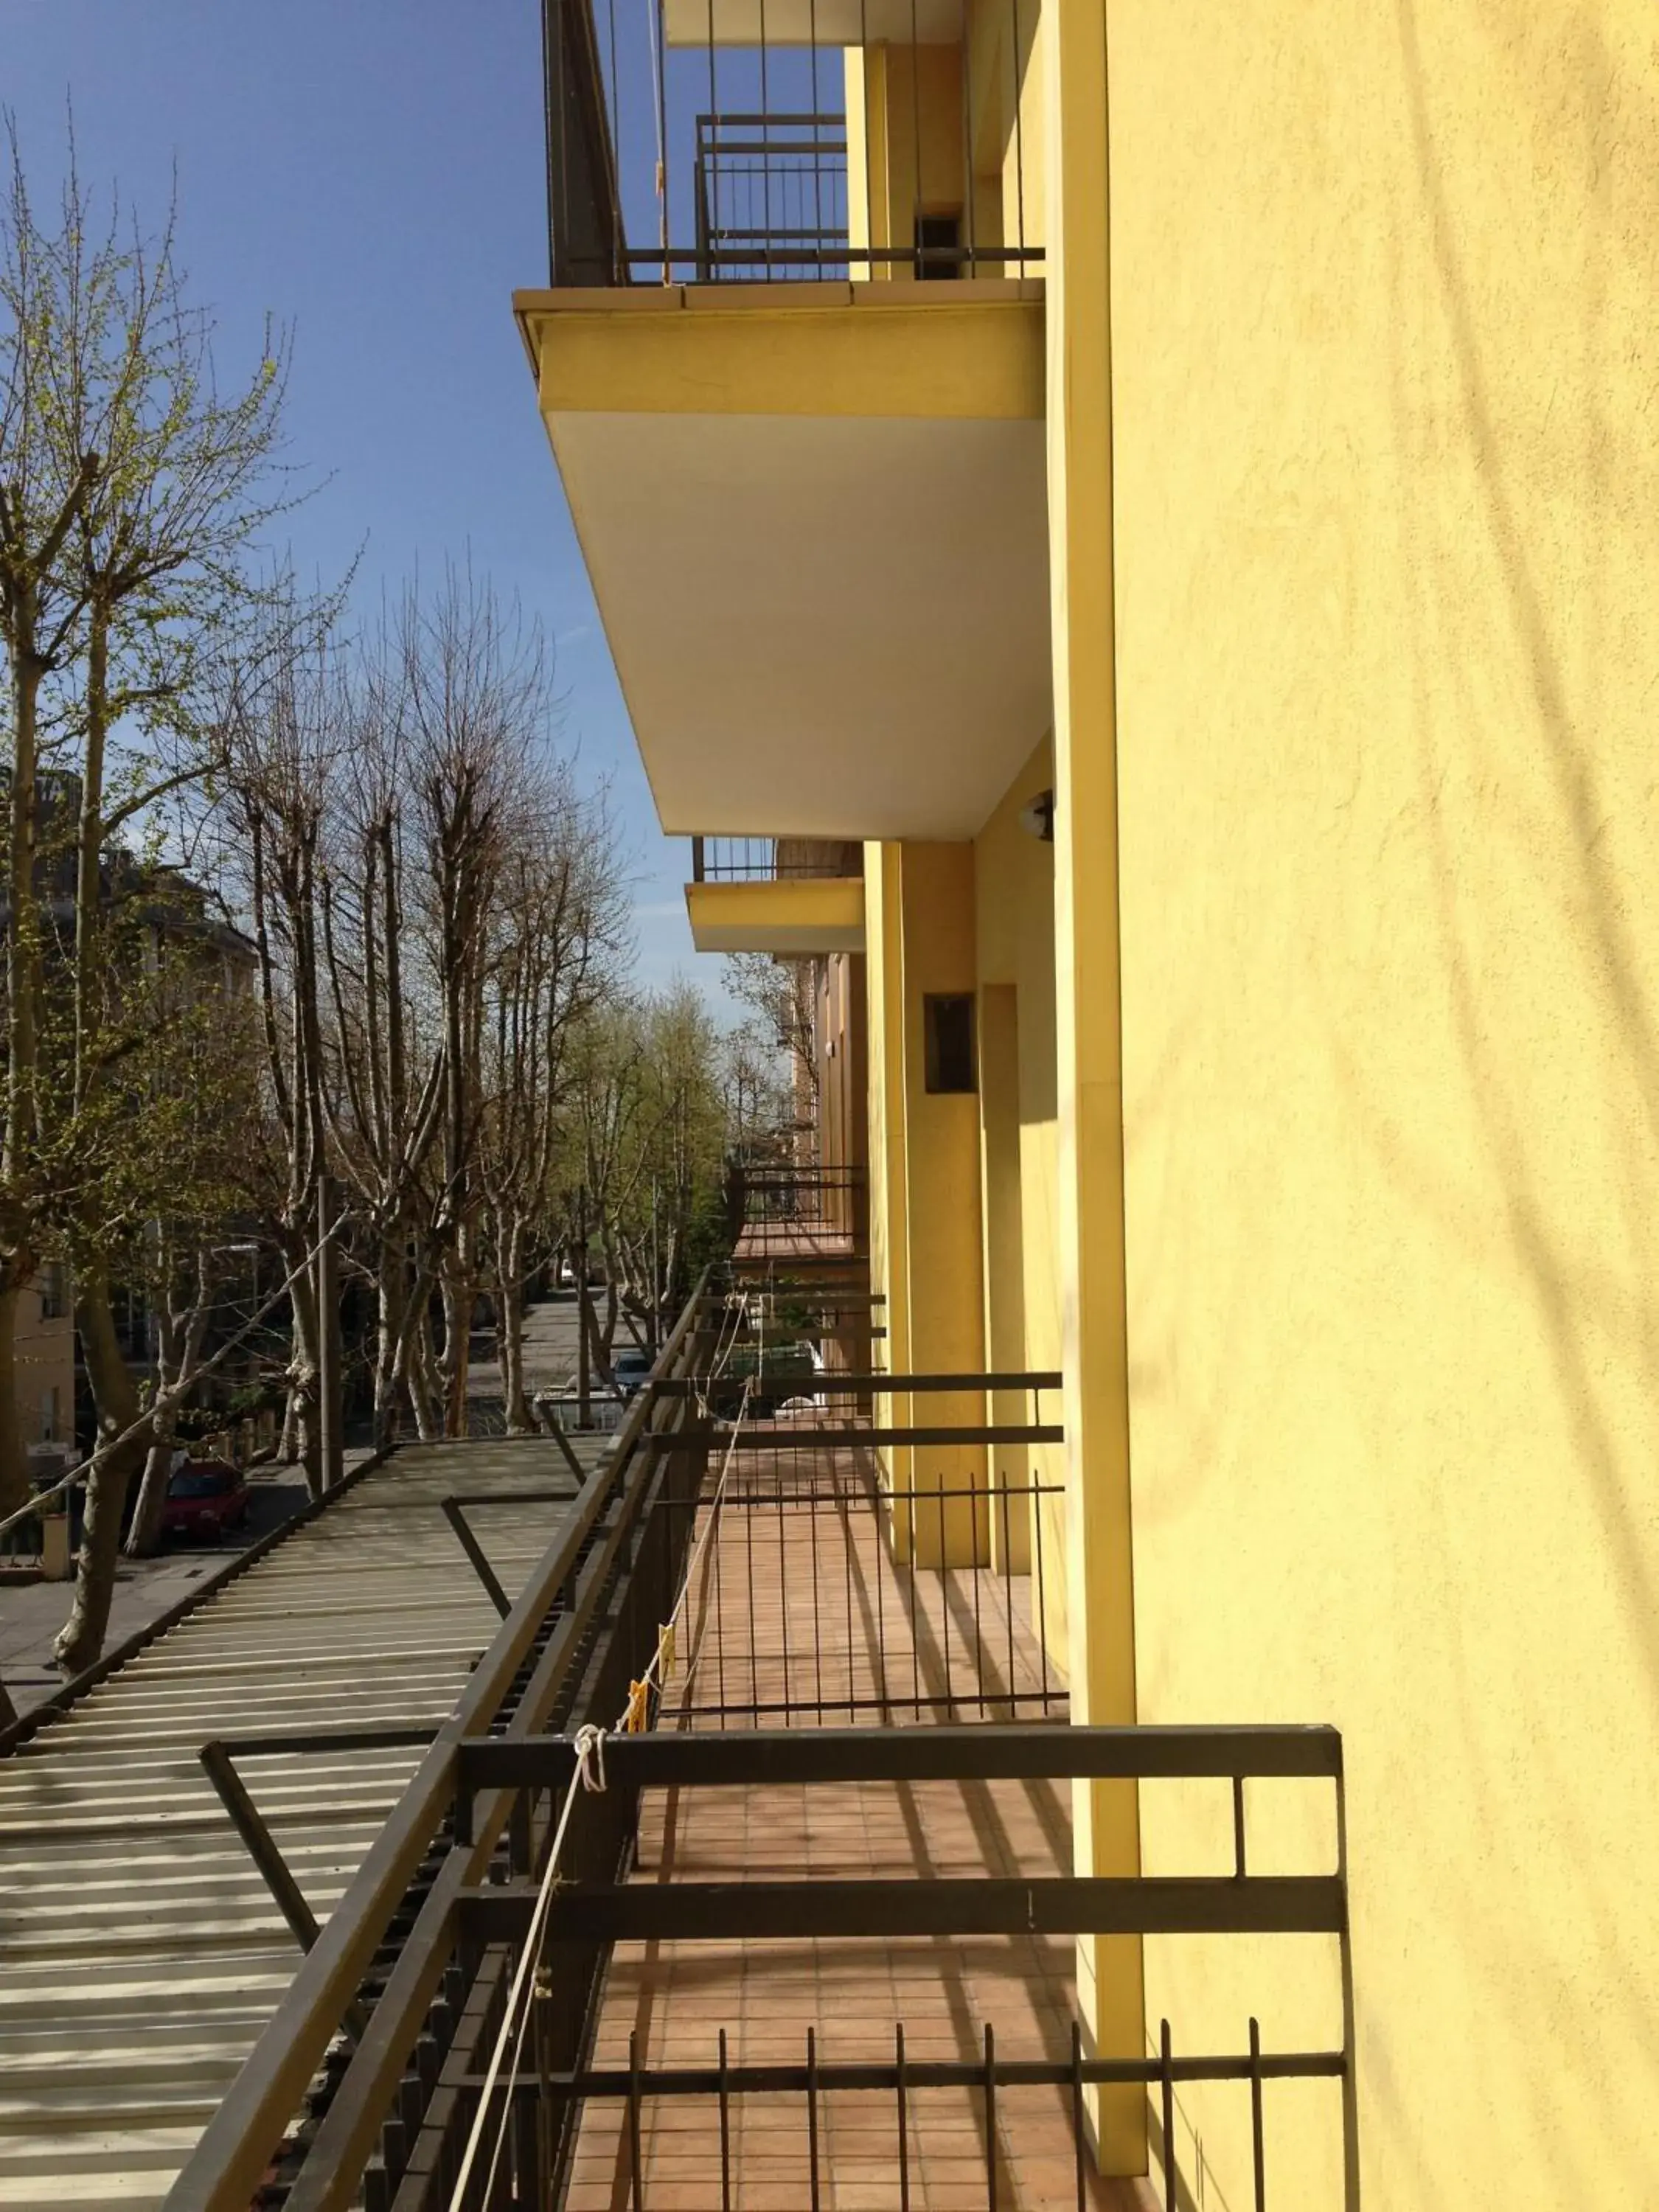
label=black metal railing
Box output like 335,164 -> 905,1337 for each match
739,1162 -> 865,1217
695,110 -> 847,279
728,1158 -> 869,1258
691,833 -> 863,883
447,1719 -> 1354,2212
648,1363 -> 1066,1722
542,0 -> 1043,286
162,1275 -> 1357,2212
437,2017 -> 1342,2212
161,1279 -> 720,2212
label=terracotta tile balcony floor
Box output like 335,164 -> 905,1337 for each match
733,1220 -> 861,1270
563,1435 -> 1145,2212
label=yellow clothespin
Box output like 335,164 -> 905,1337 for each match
658,1622 -> 677,1682
625,1677 -> 650,1733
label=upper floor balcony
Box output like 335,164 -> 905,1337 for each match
685,833 -> 866,953
521,0 -> 1052,843
543,0 -> 1043,289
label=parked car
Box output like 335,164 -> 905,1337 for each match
161,1459 -> 251,1542
611,1348 -> 654,1400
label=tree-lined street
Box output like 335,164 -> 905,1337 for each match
0,123 -> 795,1713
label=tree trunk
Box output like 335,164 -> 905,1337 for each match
277,1385 -> 300,1465
7,608 -> 44,1185
495,1222 -> 532,1435
288,1263 -> 322,1501
438,1253 -> 471,1439
74,606 -> 111,1115
126,1428 -> 178,1559
125,1293 -> 186,1559
373,1253 -> 408,1451
0,1280 -> 28,1523
408,1310 -> 441,1442
56,1265 -> 150,1677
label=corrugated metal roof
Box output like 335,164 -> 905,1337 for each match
0,1436 -> 608,2211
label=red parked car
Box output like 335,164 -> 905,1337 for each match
161,1459 -> 250,1542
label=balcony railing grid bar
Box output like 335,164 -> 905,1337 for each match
695,110 -> 848,281
447,1702 -> 1352,2211
434,2021 -> 1330,2212
641,1386 -> 1066,1726
161,1281 -> 726,2212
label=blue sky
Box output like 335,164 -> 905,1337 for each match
3,0 -> 714,996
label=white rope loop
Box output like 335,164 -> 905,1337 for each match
574,1721 -> 606,1795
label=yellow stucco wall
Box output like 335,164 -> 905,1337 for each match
521,286 -> 1044,424
684,876 -> 865,957
895,843 -> 988,1563
846,0 -> 1044,279
973,737 -> 1063,1613
1106,1 -> 1659,2202
863,841 -> 911,1396
18,1281 -> 73,1447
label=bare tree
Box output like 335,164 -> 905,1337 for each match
723,951 -> 821,1142
476,781 -> 625,1427
399,568 -> 547,1436
319,633 -> 446,1445
123,1239 -> 219,1557
218,608 -> 344,1498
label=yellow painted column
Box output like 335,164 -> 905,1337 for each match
895,843 -> 988,1568
978,981 -> 1030,1573
1043,0 -> 1147,2174
863,841 -> 914,1526
845,950 -> 871,1263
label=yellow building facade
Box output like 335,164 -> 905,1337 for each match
523,1 -> 1659,2200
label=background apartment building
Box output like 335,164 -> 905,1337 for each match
18,1262 -> 73,1464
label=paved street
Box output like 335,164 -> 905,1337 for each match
464,1291 -> 591,1426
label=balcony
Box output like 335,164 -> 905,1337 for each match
542,0 -> 1043,290
521,0 -> 1051,841
164,1257 -> 1355,2212
686,833 -> 866,953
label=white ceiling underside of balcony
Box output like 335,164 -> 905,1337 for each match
664,0 -> 963,44
548,408 -> 1051,841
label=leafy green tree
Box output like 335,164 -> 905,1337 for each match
0,119 -> 299,1668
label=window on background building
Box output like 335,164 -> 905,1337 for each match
38,1262 -> 66,1321
40,1386 -> 59,1443
924,994 -> 977,1094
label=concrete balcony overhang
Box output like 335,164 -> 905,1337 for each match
514,281 -> 1050,842
686,874 -> 865,956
